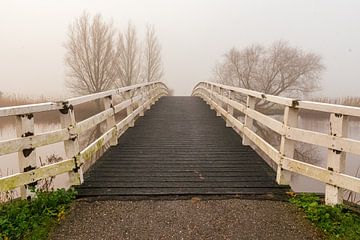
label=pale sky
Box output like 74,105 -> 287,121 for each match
0,0 -> 359,97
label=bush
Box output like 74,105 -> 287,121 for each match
0,189 -> 76,240
290,193 -> 360,240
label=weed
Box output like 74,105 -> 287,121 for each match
0,188 -> 76,240
289,193 -> 360,240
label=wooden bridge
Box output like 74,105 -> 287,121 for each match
1,81 -> 360,205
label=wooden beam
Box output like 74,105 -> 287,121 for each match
277,106 -> 298,185
15,113 -> 37,199
325,113 -> 348,205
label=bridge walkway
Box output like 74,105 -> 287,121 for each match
76,96 -> 288,198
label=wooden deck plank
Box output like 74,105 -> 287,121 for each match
77,96 -> 288,198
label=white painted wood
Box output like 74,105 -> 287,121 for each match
0,159 -> 75,192
325,113 -> 348,205
286,127 -> 360,156
101,96 -> 117,146
282,156 -> 360,194
243,127 -> 280,164
277,106 -> 298,185
59,105 -> 83,185
226,90 -> 234,127
242,96 -> 256,146
126,91 -> 135,127
298,101 -> 360,118
0,102 -> 63,117
192,82 -> 360,203
0,82 -> 169,194
245,108 -> 284,135
15,114 -> 37,199
0,129 -> 69,156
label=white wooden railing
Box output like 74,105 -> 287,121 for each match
0,82 -> 168,198
192,81 -> 360,205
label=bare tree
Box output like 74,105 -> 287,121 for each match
64,12 -> 118,95
116,22 -> 142,87
213,41 -> 324,107
143,24 -> 163,82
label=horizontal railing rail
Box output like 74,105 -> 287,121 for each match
0,82 -> 168,198
192,81 -> 360,205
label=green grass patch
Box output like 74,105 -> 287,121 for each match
289,193 -> 360,240
0,189 -> 76,240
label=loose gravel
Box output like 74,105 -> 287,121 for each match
51,198 -> 325,240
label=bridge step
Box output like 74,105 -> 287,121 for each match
76,97 -> 289,198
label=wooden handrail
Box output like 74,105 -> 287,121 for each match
192,81 -> 360,205
0,82 -> 168,197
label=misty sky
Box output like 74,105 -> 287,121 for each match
0,0 -> 359,97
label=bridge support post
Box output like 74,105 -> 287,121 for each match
216,87 -> 222,117
16,113 -> 37,199
242,96 -> 256,146
226,90 -> 234,127
276,106 -> 298,185
101,96 -> 118,146
210,85 -> 214,110
126,90 -> 135,127
59,104 -> 83,185
325,113 -> 348,205
139,86 -> 145,116
146,85 -> 152,110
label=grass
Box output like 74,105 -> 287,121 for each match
289,193 -> 360,240
0,189 -> 76,240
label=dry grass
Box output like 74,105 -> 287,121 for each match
310,96 -> 360,107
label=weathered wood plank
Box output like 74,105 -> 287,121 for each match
77,97 -> 287,198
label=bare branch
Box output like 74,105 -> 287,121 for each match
64,12 -> 118,95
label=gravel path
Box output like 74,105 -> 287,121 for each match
51,199 -> 324,240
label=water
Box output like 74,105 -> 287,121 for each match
291,116 -> 360,198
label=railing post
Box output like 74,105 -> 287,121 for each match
16,113 -> 37,199
210,85 -> 214,110
242,96 -> 256,146
126,90 -> 135,127
139,86 -> 145,116
226,90 -> 234,127
101,95 -> 117,146
325,113 -> 348,205
216,87 -> 222,116
276,106 -> 298,185
59,104 -> 83,185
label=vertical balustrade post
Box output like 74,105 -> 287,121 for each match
216,87 -> 222,117
276,106 -> 298,185
146,85 -> 152,110
16,113 -> 37,199
154,83 -> 160,102
139,86 -> 145,116
242,96 -> 256,146
226,90 -> 234,127
59,103 -> 83,185
101,95 -> 117,146
126,90 -> 135,127
210,85 -> 214,110
325,113 -> 348,205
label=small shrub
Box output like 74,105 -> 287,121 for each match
290,193 -> 360,240
0,189 -> 76,240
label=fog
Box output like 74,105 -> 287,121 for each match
0,0 -> 359,97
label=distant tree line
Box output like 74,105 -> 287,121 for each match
212,41 -> 324,108
65,12 -> 164,95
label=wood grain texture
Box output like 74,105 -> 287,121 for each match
76,97 -> 288,198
